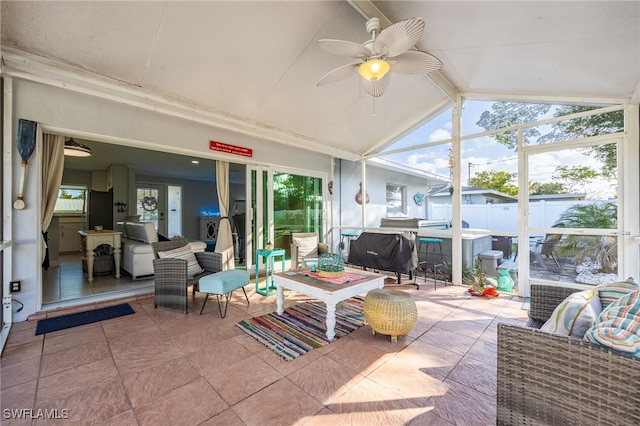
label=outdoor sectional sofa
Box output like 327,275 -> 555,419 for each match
497,284 -> 640,425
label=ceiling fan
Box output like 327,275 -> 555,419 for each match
317,17 -> 442,97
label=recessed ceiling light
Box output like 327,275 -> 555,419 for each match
192,160 -> 199,164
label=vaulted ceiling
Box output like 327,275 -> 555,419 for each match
2,1 -> 639,165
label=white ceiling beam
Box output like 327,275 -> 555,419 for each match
1,48 -> 362,162
362,98 -> 452,157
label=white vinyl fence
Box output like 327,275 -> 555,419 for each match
430,199 -> 614,232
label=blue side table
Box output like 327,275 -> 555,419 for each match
255,248 -> 285,296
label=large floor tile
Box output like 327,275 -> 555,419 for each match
205,354 -> 283,405
326,376 -> 432,425
40,339 -> 111,377
287,356 -> 366,404
134,378 -> 227,425
394,338 -> 463,381
427,378 -> 497,425
36,379 -> 130,424
35,357 -> 120,406
366,356 -> 446,406
327,338 -> 393,376
232,378 -> 324,426
418,325 -> 479,356
108,326 -> 184,374
121,356 -> 201,408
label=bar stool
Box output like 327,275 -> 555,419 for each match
416,237 -> 444,289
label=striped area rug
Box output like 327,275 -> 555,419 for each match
236,296 -> 365,361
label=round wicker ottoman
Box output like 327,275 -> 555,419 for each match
363,288 -> 417,342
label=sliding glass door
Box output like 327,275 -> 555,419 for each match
248,166 -> 325,269
272,171 -> 324,259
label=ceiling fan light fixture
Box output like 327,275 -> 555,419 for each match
358,59 -> 390,81
64,138 -> 92,157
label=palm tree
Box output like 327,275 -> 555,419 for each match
557,202 -> 617,273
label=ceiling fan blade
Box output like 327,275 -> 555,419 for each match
361,73 -> 390,97
374,18 -> 425,58
317,39 -> 371,58
317,63 -> 359,86
389,50 -> 442,75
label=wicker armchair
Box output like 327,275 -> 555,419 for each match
151,238 -> 222,314
497,284 -> 640,425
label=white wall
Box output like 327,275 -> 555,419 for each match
337,159 -> 433,230
9,78 -> 332,321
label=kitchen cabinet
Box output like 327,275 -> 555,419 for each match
59,219 -> 84,253
91,166 -> 113,191
106,165 -> 114,190
91,170 -> 107,191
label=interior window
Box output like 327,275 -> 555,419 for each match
54,185 -> 88,214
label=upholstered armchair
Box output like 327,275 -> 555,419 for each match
290,232 -> 328,270
151,238 -> 222,313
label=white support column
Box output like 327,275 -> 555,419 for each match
623,104 -> 640,278
451,96 -> 463,285
517,126 -> 529,297
360,158 -> 367,228
1,76 -> 15,351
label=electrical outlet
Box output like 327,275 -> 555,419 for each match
10,280 -> 21,292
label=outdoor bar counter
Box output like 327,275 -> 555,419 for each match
379,218 -> 493,269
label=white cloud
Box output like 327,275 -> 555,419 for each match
429,128 -> 452,142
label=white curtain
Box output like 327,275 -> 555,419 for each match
41,132 -> 65,262
215,161 -> 235,270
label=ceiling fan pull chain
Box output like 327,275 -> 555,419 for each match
372,96 -> 376,117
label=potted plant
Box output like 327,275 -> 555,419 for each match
462,257 -> 499,296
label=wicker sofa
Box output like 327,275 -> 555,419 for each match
497,284 -> 640,425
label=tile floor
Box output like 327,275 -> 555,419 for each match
1,274 -> 529,425
42,253 -> 154,305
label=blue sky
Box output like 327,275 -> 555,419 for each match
381,100 -> 615,199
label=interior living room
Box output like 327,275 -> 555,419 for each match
42,140 -> 247,307
1,1 -> 639,425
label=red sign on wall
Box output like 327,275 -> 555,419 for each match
209,140 -> 253,157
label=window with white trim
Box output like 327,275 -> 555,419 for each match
54,185 -> 88,214
386,183 -> 406,216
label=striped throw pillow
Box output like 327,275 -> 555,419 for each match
540,289 -> 602,338
584,290 -> 640,358
597,277 -> 640,309
157,245 -> 204,278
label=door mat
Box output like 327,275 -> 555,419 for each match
35,303 -> 135,335
236,296 -> 364,361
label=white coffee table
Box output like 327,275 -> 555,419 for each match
274,269 -> 384,341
